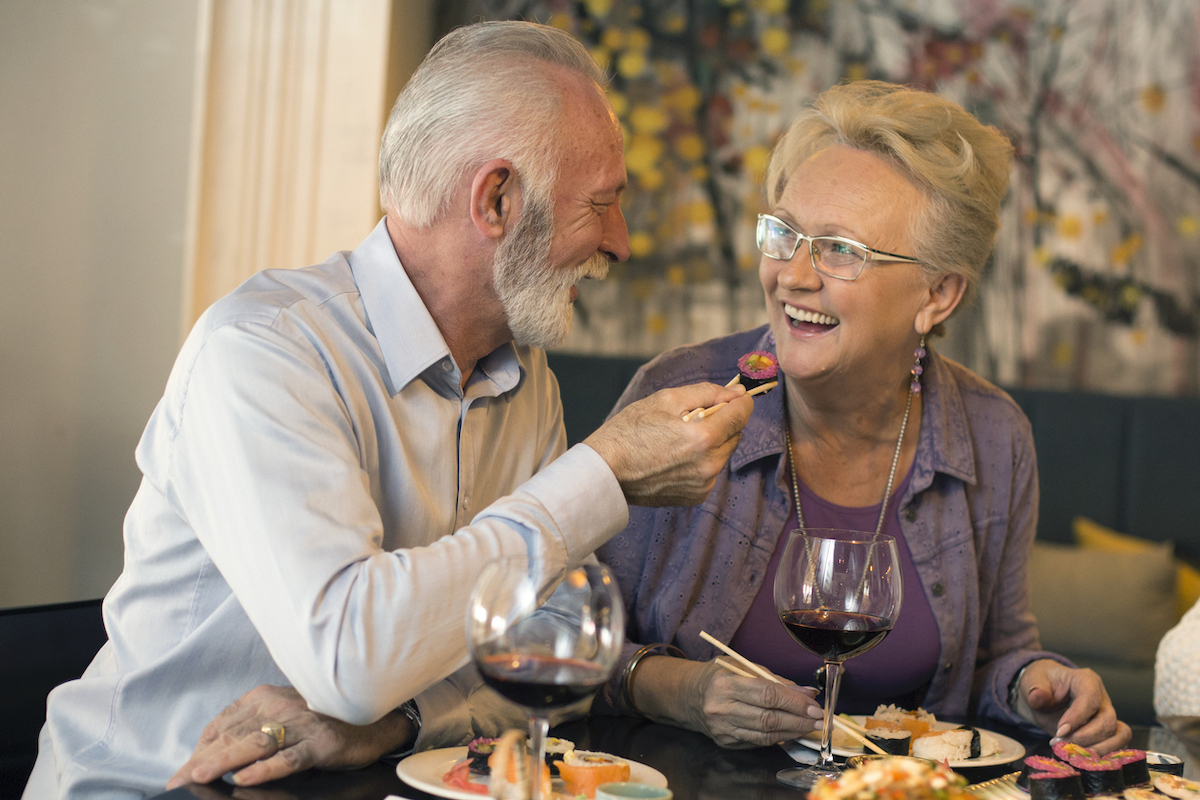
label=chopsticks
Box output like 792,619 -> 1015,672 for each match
699,630 -> 889,756
682,381 -> 778,422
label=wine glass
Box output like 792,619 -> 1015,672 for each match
468,558 -> 625,800
773,528 -> 903,789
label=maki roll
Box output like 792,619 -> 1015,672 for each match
1020,756 -> 1072,790
467,736 -> 500,774
555,750 -> 631,799
865,726 -> 912,756
1053,741 -> 1125,796
1109,750 -> 1151,787
544,737 -> 575,776
910,727 -> 993,761
1028,763 -> 1086,800
735,351 -> 778,391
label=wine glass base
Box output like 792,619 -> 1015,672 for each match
776,763 -> 842,789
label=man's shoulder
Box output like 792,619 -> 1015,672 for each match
636,326 -> 771,390
203,254 -> 358,331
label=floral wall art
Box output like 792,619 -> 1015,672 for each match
445,0 -> 1200,395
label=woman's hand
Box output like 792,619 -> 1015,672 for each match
166,685 -> 414,789
631,656 -> 823,749
1015,659 -> 1131,754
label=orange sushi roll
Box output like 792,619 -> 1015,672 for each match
555,751 -> 631,798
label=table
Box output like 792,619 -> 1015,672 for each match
152,720 -> 1189,800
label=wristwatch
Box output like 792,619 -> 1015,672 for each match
380,700 -> 422,763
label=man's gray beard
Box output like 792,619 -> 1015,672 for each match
493,197 -> 609,349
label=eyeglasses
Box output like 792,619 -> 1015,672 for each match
755,214 -> 922,281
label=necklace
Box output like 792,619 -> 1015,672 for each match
783,338 -> 925,537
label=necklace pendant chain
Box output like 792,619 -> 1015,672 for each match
784,338 -> 924,537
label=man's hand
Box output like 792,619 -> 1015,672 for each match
1015,659 -> 1131,754
585,383 -> 753,507
166,685 -> 413,789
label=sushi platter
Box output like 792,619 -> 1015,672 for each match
965,744 -> 1194,800
396,746 -> 668,800
794,715 -> 1026,768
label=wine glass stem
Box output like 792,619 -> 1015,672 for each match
818,660 -> 844,768
528,713 -> 550,800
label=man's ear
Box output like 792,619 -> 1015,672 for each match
469,159 -> 519,241
915,272 -> 966,335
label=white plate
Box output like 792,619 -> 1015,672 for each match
793,717 -> 1025,768
397,746 -> 669,800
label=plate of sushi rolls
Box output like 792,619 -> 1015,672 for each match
795,705 -> 1026,768
1008,743 -> 1194,800
397,731 -> 668,800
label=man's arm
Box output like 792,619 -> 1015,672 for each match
168,323 -> 751,725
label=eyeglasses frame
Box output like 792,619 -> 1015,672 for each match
755,213 -> 922,281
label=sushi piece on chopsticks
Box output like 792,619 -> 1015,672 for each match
682,351 -> 779,421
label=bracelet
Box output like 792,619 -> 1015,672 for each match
1008,663 -> 1031,712
620,643 -> 685,719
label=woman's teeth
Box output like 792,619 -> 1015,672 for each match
784,304 -> 839,326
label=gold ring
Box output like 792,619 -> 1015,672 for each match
260,722 -> 285,749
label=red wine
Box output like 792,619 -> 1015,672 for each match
780,608 -> 892,662
478,653 -> 609,709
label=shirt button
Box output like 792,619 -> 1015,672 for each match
905,507 -> 918,522
931,582 -> 945,597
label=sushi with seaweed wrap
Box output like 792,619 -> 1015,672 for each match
735,351 -> 778,391
1109,750 -> 1151,787
1028,763 -> 1086,800
1053,742 -> 1125,796
467,737 -> 500,774
865,727 -> 912,756
1020,757 -> 1073,790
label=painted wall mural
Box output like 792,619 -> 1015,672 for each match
447,0 -> 1200,395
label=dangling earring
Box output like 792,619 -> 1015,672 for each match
910,335 -> 927,394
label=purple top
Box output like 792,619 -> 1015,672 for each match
593,325 -> 1071,731
729,466 -> 943,713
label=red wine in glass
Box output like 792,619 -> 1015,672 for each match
468,560 -> 625,800
778,609 -> 892,662
773,529 -> 902,789
478,653 -> 610,709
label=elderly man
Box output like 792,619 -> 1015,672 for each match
25,21 -> 752,799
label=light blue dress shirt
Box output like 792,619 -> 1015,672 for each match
28,219 -> 628,799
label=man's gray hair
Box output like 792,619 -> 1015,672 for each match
379,21 -> 608,228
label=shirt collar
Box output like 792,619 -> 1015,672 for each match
727,330 -> 977,491
348,218 -> 524,398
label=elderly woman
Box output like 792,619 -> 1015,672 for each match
169,81 -> 1129,788
589,80 -> 1129,753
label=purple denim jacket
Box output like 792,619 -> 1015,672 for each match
593,326 -> 1069,730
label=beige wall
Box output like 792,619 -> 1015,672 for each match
0,0 -> 432,608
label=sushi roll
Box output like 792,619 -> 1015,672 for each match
1109,750 -> 1151,787
1028,765 -> 1086,800
468,736 -> 500,774
1053,741 -> 1126,796
555,750 -> 632,799
735,351 -> 778,391
1020,756 -> 1073,789
865,727 -> 912,756
867,706 -> 936,740
544,737 -> 575,776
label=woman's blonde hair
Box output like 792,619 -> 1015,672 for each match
765,80 -> 1014,303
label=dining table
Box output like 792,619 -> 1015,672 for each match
151,718 -> 1196,800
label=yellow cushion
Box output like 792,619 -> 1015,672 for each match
1073,516 -> 1200,620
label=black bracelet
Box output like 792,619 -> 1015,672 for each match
620,643 -> 685,718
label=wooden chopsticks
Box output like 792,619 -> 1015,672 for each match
699,630 -> 888,756
682,381 -> 778,422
